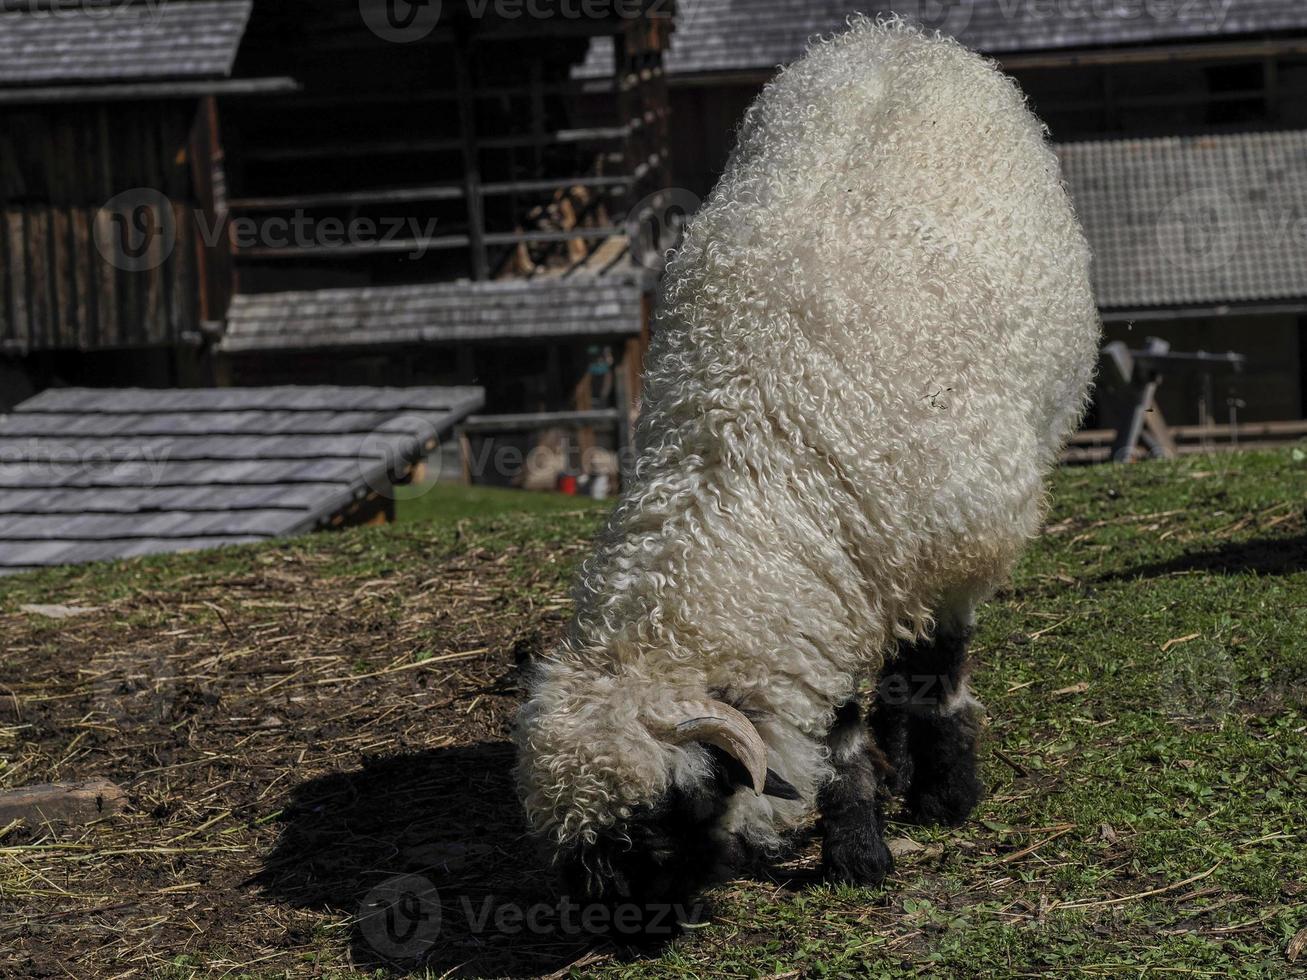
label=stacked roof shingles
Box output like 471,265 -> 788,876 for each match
221,274 -> 649,352
1058,129 -> 1307,309
0,0 -> 253,85
0,386 -> 484,574
579,0 -> 1307,78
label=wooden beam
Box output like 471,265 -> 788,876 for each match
243,126 -> 632,162
460,409 -> 622,433
453,39 -> 489,281
0,77 -> 300,106
237,235 -> 472,259
666,39 -> 1307,89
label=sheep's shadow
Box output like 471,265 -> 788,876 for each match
1096,532 -> 1307,582
254,741 -> 636,977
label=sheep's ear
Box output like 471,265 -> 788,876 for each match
707,746 -> 801,800
761,769 -> 802,800
670,701 -> 769,794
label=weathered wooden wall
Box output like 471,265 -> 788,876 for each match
0,101 -> 202,352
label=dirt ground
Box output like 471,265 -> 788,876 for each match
0,529 -> 623,977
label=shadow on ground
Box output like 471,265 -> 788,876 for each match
1098,533 -> 1307,581
255,741 -> 619,976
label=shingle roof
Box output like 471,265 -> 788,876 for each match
0,0 -> 253,86
1057,129 -> 1307,309
578,1 -> 1307,78
0,385 -> 484,574
220,272 -> 651,353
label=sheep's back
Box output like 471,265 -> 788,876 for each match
649,17 -> 1099,606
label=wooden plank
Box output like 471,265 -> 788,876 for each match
1171,420 -> 1307,439
72,207 -> 94,349
0,779 -> 126,827
53,207 -> 77,346
1,210 -> 25,351
28,208 -> 51,347
93,206 -> 119,346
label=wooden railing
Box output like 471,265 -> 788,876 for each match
1065,420 -> 1307,463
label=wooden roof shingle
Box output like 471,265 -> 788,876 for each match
0,0 -> 253,86
0,385 -> 484,574
220,272 -> 651,353
1057,129 -> 1307,310
577,0 -> 1307,78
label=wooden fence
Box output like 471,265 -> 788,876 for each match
1065,420 -> 1307,463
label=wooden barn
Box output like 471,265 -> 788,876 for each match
1,0 -> 675,488
0,0 -> 274,396
577,0 -> 1307,436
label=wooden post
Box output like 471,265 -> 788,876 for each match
459,429 -> 474,485
573,346 -> 596,460
453,40 -> 489,281
188,96 -> 233,326
1106,338 -> 1174,462
613,338 -> 641,488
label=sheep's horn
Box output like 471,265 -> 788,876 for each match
670,701 -> 769,795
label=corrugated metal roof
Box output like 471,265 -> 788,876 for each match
1057,129 -> 1307,309
578,0 -> 1307,78
220,272 -> 650,353
0,385 -> 484,574
0,0 -> 253,86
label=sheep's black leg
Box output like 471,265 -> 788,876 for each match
871,620 -> 984,826
819,699 -> 893,886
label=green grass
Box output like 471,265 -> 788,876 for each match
2,449 -> 1304,977
394,480 -> 611,524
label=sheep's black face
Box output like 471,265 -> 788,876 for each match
559,748 -> 798,939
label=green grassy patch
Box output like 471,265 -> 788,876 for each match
1,449 -> 1303,978
394,480 -> 610,524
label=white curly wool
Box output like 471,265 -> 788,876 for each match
516,18 -> 1100,852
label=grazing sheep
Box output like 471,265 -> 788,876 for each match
515,16 -> 1100,909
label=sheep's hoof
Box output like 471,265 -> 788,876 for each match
904,767 -> 983,827
821,823 -> 893,887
